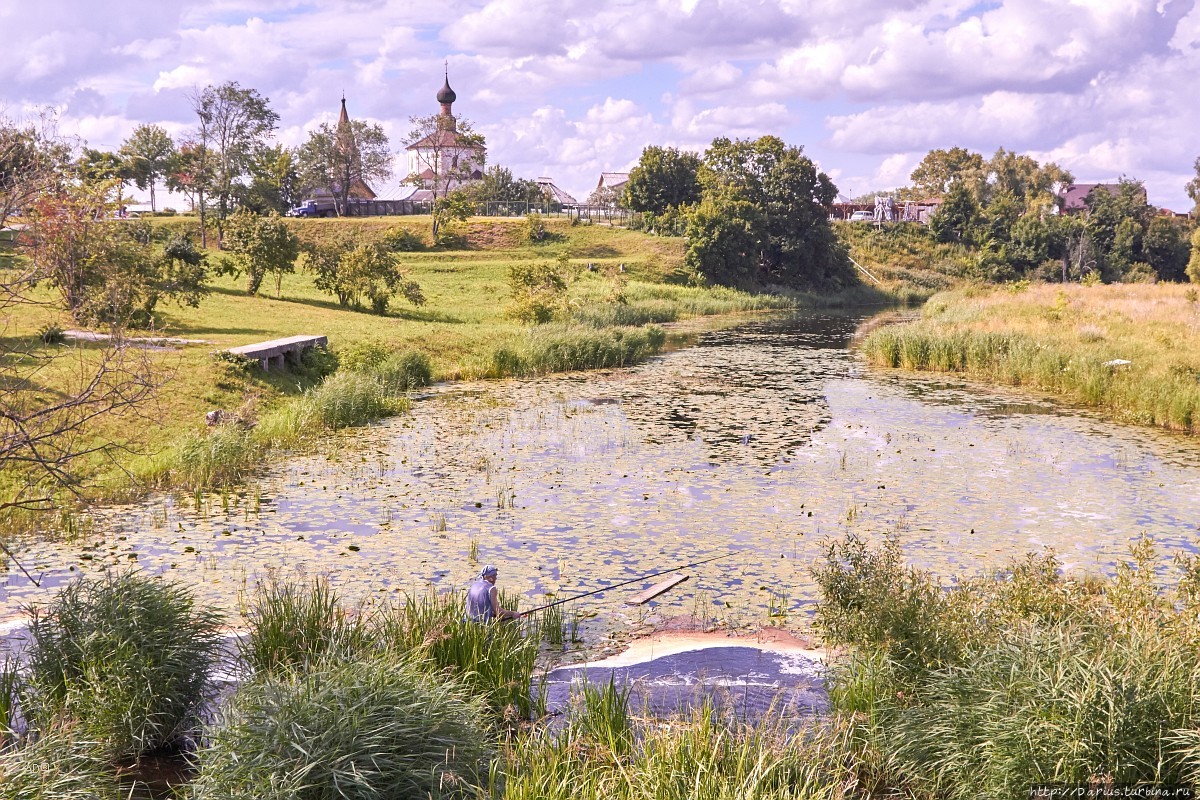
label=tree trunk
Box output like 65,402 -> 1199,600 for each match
150,182 -> 157,214
198,189 -> 207,249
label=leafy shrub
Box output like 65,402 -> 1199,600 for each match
224,210 -> 300,297
294,345 -> 339,381
336,338 -> 391,373
521,212 -> 548,244
306,241 -> 425,315
37,322 -> 65,344
506,261 -> 568,324
191,655 -> 492,800
375,349 -> 434,392
211,349 -> 257,374
380,226 -> 426,252
23,573 -> 224,761
239,576 -> 372,677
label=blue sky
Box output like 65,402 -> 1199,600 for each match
3,0 -> 1198,208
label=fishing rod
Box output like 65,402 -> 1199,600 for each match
519,550 -> 739,618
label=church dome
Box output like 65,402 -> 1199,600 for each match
436,77 -> 456,105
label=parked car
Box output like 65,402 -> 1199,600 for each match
849,210 -> 873,222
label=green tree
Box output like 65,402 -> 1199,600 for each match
1143,217 -> 1190,282
165,140 -> 215,245
683,193 -> 763,286
305,240 -> 424,314
242,144 -> 301,215
1187,228 -> 1200,283
75,148 -> 131,210
470,165 -> 543,209
191,82 -> 280,240
223,211 -> 300,297
929,182 -> 981,245
985,148 -> 1073,205
624,145 -> 701,215
119,124 -> 175,213
695,136 -> 848,288
431,190 -> 474,246
0,111 -> 71,230
297,117 -> 392,216
1186,156 -> 1200,214
1006,213 -> 1051,273
910,147 -> 985,198
1083,179 -> 1153,280
24,185 -> 209,325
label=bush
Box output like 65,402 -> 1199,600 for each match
506,261 -> 568,324
294,345 -> 339,381
191,655 -> 493,800
23,573 -> 224,761
521,213 -> 548,244
37,322 -> 65,344
336,338 -> 391,373
300,370 -> 404,430
380,226 -> 426,252
525,325 -> 666,373
239,576 -> 372,677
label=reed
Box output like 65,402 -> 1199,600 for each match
0,727 -> 115,800
22,572 -> 225,761
374,590 -> 543,721
817,533 -> 1200,797
238,575 -> 372,677
860,284 -> 1200,433
497,703 -> 850,800
191,654 -> 492,800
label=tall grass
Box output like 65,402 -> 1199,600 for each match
191,654 -> 493,800
375,590 -> 543,721
498,703 -> 851,800
23,572 -> 225,761
238,575 -> 372,677
468,325 -> 667,379
816,533 -> 1200,797
860,284 -> 1200,433
0,728 -> 115,800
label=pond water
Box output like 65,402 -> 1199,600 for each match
4,310 -> 1200,649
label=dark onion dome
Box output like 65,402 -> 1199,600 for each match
436,77 -> 456,105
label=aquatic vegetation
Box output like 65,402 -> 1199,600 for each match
818,534 -> 1200,796
498,702 -> 850,800
374,590 -> 543,721
0,727 -> 115,800
22,572 -> 225,761
860,284 -> 1200,433
191,654 -> 492,800
238,574 -> 372,677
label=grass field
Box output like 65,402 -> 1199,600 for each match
860,282 -> 1200,433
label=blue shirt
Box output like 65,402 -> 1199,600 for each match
466,578 -> 494,622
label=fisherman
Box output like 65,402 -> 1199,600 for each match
466,564 -> 519,623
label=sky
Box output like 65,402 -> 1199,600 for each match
3,0 -> 1199,210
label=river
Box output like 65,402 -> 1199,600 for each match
4,310 -> 1199,647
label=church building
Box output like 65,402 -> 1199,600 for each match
405,68 -> 486,202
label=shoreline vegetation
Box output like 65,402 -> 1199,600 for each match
860,282 -> 1200,434
0,216 -> 902,539
5,534 -> 1200,798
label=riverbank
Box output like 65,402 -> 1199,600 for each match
1,217 -> 899,538
860,282 -> 1200,434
